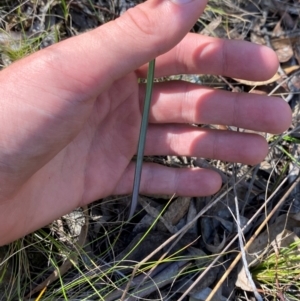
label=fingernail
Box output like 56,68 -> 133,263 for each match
170,0 -> 195,5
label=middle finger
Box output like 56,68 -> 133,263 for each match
139,81 -> 291,134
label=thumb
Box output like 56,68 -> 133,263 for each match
13,0 -> 208,98
96,0 -> 208,81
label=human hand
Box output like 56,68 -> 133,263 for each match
0,0 -> 291,245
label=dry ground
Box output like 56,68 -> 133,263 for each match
1,0 -> 300,300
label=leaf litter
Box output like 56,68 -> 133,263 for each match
1,0 -> 300,300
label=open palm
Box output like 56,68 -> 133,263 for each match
0,0 -> 291,245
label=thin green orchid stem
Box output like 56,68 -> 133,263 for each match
129,59 -> 156,219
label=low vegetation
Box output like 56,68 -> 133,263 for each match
1,0 -> 300,300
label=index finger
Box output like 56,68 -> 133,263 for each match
136,33 -> 279,81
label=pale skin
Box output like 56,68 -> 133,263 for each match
0,0 -> 292,246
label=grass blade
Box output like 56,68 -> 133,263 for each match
129,59 -> 156,219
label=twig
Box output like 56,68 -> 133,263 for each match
177,172 -> 291,301
233,163 -> 263,301
206,176 -> 300,301
120,169 -> 255,300
241,164 -> 260,216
